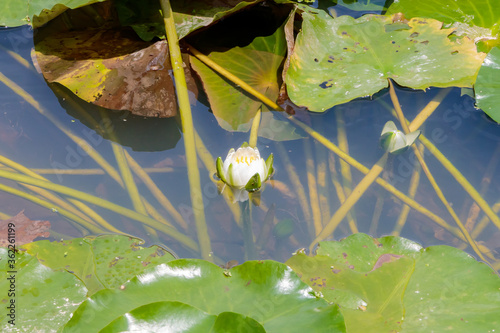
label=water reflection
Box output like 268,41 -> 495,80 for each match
0,26 -> 499,271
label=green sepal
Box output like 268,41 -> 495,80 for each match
381,121 -> 398,135
216,157 -> 227,184
265,153 -> 274,180
379,131 -> 395,152
390,144 -> 410,155
240,142 -> 249,148
227,163 -> 235,186
405,130 -> 421,147
245,173 -> 262,192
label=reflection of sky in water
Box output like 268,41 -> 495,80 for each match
0,26 -> 499,267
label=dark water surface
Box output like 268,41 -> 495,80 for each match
1,25 -> 499,269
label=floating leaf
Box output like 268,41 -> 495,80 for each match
0,211 -> 50,247
386,0 -> 500,29
475,46 -> 500,123
101,302 -> 266,333
286,11 -> 486,111
190,25 -> 303,140
22,234 -> 176,295
0,249 -> 87,332
63,259 -> 346,332
286,233 -> 500,333
0,0 -> 105,27
35,27 -> 196,117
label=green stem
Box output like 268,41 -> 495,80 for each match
249,108 -> 261,148
0,182 -> 101,234
389,81 -> 488,263
160,0 -> 212,260
288,115 -> 464,241
309,152 -> 388,253
240,200 -> 256,260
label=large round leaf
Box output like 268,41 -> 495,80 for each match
62,259 -> 346,332
0,248 -> 87,332
286,233 -> 500,332
475,46 -> 500,123
386,0 -> 500,29
286,10 -> 486,111
22,234 -> 176,295
101,301 -> 266,332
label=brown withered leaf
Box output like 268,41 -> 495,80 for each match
0,211 -> 50,247
34,27 -> 197,117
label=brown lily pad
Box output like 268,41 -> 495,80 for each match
34,27 -> 196,117
0,211 -> 50,247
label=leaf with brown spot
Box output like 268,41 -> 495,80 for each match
0,211 -> 50,247
21,234 -> 176,296
35,27 -> 197,117
287,233 -> 500,332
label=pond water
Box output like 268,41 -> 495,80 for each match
1,25 -> 499,270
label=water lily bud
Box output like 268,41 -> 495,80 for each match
379,121 -> 421,154
216,144 -> 273,193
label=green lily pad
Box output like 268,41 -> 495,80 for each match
62,259 -> 346,332
21,234 -> 176,295
475,46 -> 500,123
0,0 -> 105,27
386,0 -> 500,30
286,10 -> 486,111
286,233 -> 500,333
0,248 -> 87,332
190,25 -> 296,136
101,301 -> 265,332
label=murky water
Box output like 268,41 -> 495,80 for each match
1,25 -> 499,268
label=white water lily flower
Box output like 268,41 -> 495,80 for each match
216,143 -> 273,192
379,121 -> 421,154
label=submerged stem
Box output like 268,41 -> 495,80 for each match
310,153 -> 389,253
389,81 -> 487,263
240,200 -> 256,260
0,169 -> 198,251
161,0 -> 212,260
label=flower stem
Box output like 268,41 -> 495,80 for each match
161,0 -> 212,260
240,200 -> 257,260
249,108 -> 262,148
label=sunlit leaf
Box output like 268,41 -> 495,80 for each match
475,46 -> 500,123
286,233 -> 500,333
286,10 -> 486,111
0,249 -> 87,332
101,302 -> 266,333
190,25 -> 303,140
35,28 -> 196,117
386,0 -> 500,29
63,259 -> 346,332
22,234 -> 176,295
